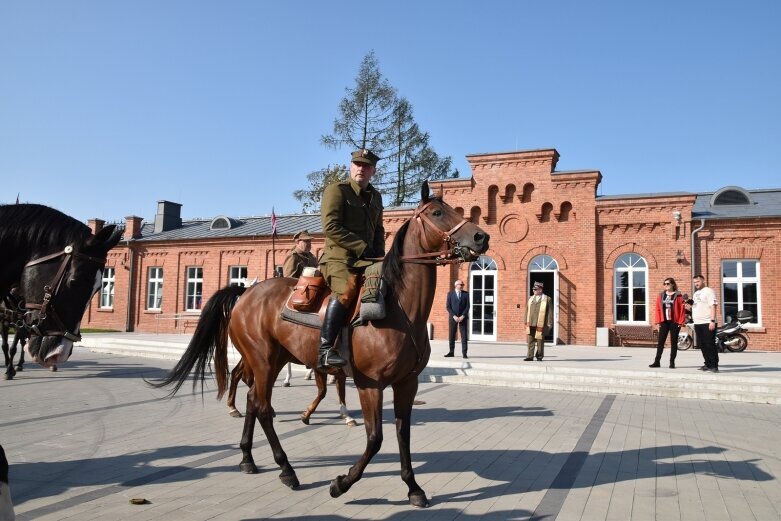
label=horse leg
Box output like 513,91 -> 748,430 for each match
283,362 -> 292,387
254,370 -> 299,489
4,333 -> 17,380
15,333 -> 25,371
227,360 -> 244,418
1,327 -> 9,367
336,375 -> 357,427
393,376 -> 429,507
300,370 -> 328,425
238,388 -> 259,473
330,387 -> 383,498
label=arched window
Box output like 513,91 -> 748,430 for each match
522,183 -> 534,203
529,255 -> 558,271
503,184 -> 516,203
559,201 -> 573,222
469,206 -> 482,224
540,202 -> 553,223
614,253 -> 648,323
710,186 -> 752,206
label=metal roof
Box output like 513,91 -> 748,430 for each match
692,187 -> 781,220
135,213 -> 323,242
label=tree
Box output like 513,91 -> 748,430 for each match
293,164 -> 349,213
295,51 -> 457,210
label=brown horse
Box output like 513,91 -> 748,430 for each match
226,357 -> 357,426
156,182 -> 489,507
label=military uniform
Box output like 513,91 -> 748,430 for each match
282,230 -> 319,278
525,282 -> 554,360
319,178 -> 385,299
318,148 -> 385,370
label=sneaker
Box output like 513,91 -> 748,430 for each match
649,362 -> 661,368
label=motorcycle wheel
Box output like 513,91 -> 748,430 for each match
677,335 -> 692,350
725,333 -> 748,353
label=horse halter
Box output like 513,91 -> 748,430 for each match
401,201 -> 471,265
22,245 -> 107,342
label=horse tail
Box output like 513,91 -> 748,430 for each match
150,285 -> 246,398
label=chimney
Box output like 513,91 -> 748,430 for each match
87,218 -> 105,235
154,201 -> 182,234
124,215 -> 144,240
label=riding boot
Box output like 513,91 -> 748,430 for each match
318,298 -> 348,369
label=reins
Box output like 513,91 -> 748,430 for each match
397,201 -> 470,265
22,245 -> 107,342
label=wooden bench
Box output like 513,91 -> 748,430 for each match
613,324 -> 657,346
154,313 -> 200,334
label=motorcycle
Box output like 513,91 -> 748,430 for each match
677,310 -> 752,352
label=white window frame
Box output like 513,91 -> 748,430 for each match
613,253 -> 648,324
229,265 -> 248,287
147,267 -> 164,310
99,267 -> 115,309
185,266 -> 204,312
721,260 -> 761,326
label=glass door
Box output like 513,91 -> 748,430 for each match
470,256 -> 497,341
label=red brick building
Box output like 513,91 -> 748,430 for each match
82,148 -> 781,350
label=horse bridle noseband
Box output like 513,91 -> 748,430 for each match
400,201 -> 471,265
22,245 -> 107,342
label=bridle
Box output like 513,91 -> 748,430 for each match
400,200 -> 472,265
21,245 -> 107,342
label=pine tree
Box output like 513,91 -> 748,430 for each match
295,51 -> 457,210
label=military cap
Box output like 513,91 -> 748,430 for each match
294,230 -> 313,241
533,281 -> 544,289
351,148 -> 380,166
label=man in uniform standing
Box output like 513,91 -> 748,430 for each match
318,149 -> 385,369
525,281 -> 553,361
282,230 -> 318,278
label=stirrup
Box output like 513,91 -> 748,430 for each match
319,349 -> 346,369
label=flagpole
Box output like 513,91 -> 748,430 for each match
272,233 -> 276,277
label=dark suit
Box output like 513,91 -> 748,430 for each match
446,290 -> 470,356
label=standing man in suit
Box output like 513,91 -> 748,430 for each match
525,281 -> 553,361
446,279 -> 470,358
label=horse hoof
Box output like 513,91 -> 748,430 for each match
15,365 -> 23,371
300,414 -> 310,425
3,374 -> 11,381
346,419 -> 357,427
229,409 -> 243,418
239,462 -> 258,474
329,475 -> 349,498
50,365 -> 58,372
409,490 -> 430,508
280,472 -> 299,489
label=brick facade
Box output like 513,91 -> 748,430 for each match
81,148 -> 781,350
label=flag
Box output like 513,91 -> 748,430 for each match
15,193 -> 19,204
271,207 -> 278,238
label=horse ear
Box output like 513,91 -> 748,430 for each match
421,181 -> 430,203
88,225 -> 123,251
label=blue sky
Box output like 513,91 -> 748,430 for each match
1,1 -> 779,223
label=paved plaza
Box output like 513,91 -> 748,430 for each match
2,347 -> 781,520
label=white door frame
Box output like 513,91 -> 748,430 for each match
469,257 -> 498,342
529,255 -> 559,345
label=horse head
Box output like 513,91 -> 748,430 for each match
21,225 -> 123,367
409,181 -> 489,262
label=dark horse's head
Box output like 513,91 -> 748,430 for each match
0,204 -> 123,367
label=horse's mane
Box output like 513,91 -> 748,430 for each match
380,220 -> 409,295
0,204 -> 91,252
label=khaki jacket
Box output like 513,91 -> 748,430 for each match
282,249 -> 318,278
320,178 -> 385,269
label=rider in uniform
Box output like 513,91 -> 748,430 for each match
282,230 -> 318,278
317,149 -> 385,369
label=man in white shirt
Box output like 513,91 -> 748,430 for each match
686,274 -> 719,372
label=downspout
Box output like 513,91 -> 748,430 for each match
125,240 -> 135,332
690,219 -> 706,288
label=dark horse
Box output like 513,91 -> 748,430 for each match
226,356 -> 357,426
2,291 -> 30,380
156,182 -> 489,507
0,204 -> 123,367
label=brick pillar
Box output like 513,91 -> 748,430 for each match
87,218 -> 105,234
124,216 -> 143,240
